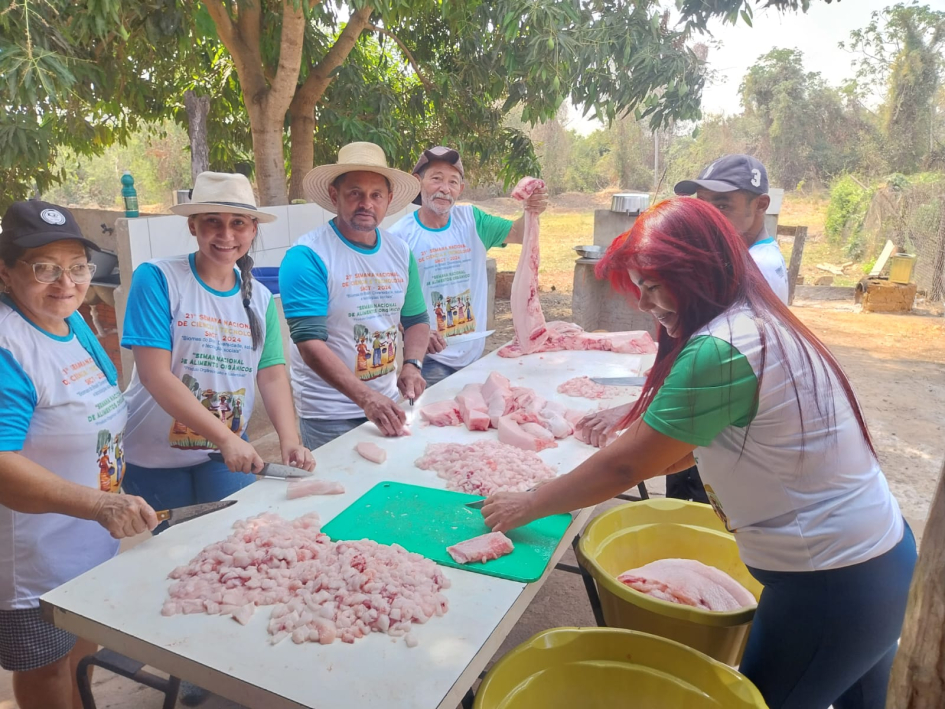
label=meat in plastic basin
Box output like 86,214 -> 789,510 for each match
576,500 -> 763,665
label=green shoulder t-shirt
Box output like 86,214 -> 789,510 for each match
473,207 -> 513,249
643,335 -> 759,447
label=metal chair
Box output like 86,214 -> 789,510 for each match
76,648 -> 180,709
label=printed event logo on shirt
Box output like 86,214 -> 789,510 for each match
96,429 -> 125,492
704,484 -> 736,534
432,288 -> 475,337
169,373 -> 247,449
354,325 -> 399,381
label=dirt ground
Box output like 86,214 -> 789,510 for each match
2,292 -> 942,709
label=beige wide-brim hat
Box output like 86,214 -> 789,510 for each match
302,142 -> 420,214
170,172 -> 277,223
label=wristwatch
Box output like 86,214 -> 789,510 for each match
404,358 -> 423,372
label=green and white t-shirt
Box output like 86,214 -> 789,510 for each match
643,304 -> 903,573
388,206 -> 512,369
280,222 -> 427,420
122,253 -> 284,467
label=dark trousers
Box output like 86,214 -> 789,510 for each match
665,464 -> 709,503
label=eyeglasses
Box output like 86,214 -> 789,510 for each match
20,261 -> 97,284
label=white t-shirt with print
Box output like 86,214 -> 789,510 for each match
0,299 -> 125,609
644,304 -> 903,573
281,223 -> 416,420
388,206 -> 510,369
122,253 -> 283,468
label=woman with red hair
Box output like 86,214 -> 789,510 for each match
481,198 -> 915,709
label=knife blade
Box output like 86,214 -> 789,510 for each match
589,376 -> 647,386
207,453 -> 312,479
156,500 -> 236,527
445,330 -> 495,346
465,485 -> 540,510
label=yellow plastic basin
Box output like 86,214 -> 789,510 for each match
577,500 -> 763,665
474,627 -> 767,709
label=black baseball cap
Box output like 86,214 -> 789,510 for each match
412,146 -> 465,205
674,154 -> 769,196
0,200 -> 100,251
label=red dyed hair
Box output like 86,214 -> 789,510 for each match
596,197 -> 875,454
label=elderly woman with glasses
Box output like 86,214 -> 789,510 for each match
0,200 -> 157,709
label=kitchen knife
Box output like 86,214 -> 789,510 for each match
589,376 -> 647,386
207,453 -> 313,479
155,500 -> 236,527
445,330 -> 495,346
465,485 -> 540,510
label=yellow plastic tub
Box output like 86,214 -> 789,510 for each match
577,501 -> 763,665
889,254 -> 916,284
474,627 -> 767,709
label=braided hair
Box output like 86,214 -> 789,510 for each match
236,249 -> 262,350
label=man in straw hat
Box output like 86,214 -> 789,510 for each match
279,142 -> 430,448
388,146 -> 548,386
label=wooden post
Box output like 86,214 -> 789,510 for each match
886,458 -> 945,709
786,225 -> 807,306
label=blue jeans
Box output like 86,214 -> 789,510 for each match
122,456 -> 256,534
740,522 -> 917,709
299,417 -> 367,450
422,355 -> 459,387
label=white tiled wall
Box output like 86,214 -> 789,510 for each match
126,203 -> 417,271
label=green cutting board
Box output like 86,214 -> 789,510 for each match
321,481 -> 572,584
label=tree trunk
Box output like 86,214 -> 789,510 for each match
249,106 -> 290,206
886,458 -> 945,709
183,90 -> 210,182
288,106 -> 316,202
929,195 -> 945,302
287,5 -> 373,201
203,0 -> 308,207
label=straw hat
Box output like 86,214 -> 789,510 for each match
170,172 -> 277,223
302,142 -> 420,214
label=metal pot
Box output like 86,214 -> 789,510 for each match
573,245 -> 605,260
610,193 -> 650,215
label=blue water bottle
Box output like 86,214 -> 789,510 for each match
121,170 -> 139,218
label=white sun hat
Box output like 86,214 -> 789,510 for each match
170,171 -> 277,223
302,142 -> 421,214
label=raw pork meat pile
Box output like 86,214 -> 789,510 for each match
162,513 -> 450,647
617,558 -> 756,612
498,322 -> 657,358
557,376 -> 637,400
447,532 -> 515,565
415,440 -> 556,496
419,371 -> 588,452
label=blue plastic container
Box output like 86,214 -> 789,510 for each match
251,267 -> 280,295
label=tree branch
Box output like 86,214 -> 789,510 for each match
366,23 -> 435,91
235,0 -> 265,82
294,4 -> 373,109
268,0 -> 307,107
204,1 -> 267,100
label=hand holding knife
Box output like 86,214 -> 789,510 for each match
207,453 -> 312,480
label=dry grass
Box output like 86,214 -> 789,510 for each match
474,189 -> 863,291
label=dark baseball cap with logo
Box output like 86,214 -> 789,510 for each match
1,199 -> 101,251
412,146 -> 465,206
674,154 -> 769,196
